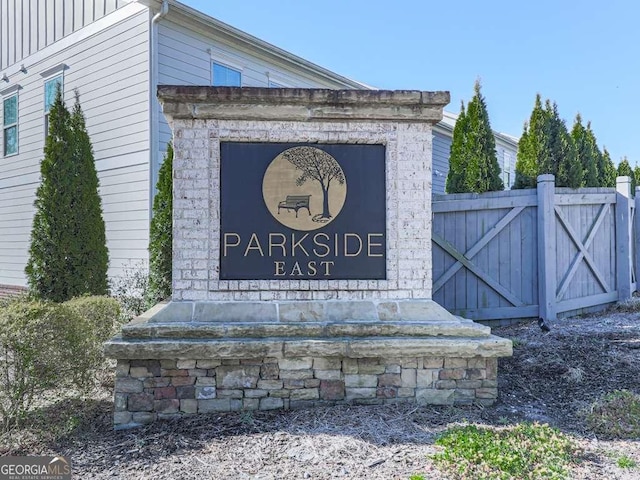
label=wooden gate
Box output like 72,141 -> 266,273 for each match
432,190 -> 539,321
432,175 -> 636,322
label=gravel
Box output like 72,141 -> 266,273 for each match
2,307 -> 640,479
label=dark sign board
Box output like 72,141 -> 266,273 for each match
219,142 -> 386,280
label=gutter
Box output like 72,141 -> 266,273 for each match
148,0 -> 169,221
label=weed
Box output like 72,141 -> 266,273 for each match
432,422 -> 578,479
617,455 -> 637,469
408,475 -> 426,480
585,390 -> 640,439
239,411 -> 254,425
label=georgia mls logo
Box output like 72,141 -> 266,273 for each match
262,146 -> 347,231
0,455 -> 71,479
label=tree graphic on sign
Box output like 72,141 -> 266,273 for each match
281,146 -> 345,221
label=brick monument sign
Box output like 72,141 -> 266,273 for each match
105,87 -> 512,429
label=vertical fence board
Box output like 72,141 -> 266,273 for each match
635,188 -> 640,292
538,175 -> 557,321
616,177 -> 632,301
465,209 -> 478,315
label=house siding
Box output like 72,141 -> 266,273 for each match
154,18 -> 360,183
432,130 -> 451,194
0,0 -> 126,70
0,3 -> 150,287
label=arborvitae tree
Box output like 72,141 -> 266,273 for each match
540,100 -> 562,177
26,88 -> 108,301
584,122 -> 604,187
600,147 -> 617,187
69,92 -> 109,295
538,101 -> 579,188
446,102 -> 469,193
445,81 -> 503,193
617,157 -> 636,192
571,114 -> 599,187
514,94 -> 547,189
146,142 -> 173,306
555,132 -> 581,188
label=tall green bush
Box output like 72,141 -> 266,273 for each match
600,148 -> 617,187
146,142 -> 173,306
25,89 -> 108,302
514,94 -> 548,189
571,114 -> 598,187
445,102 -> 469,193
445,81 -> 503,193
549,103 -> 581,188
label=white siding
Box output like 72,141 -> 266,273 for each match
154,18 -> 360,185
0,0 -> 129,70
496,138 -> 517,189
432,130 -> 451,195
0,5 -> 150,286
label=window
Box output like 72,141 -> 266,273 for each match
44,75 -> 63,113
212,62 -> 241,86
3,94 -> 17,156
502,150 -> 513,188
267,72 -> 291,88
44,75 -> 63,134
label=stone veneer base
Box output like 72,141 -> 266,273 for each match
113,355 -> 499,429
107,300 -> 512,429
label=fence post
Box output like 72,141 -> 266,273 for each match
537,174 -> 556,321
616,176 -> 632,301
635,187 -> 640,294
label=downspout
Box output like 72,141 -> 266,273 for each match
148,0 -> 169,221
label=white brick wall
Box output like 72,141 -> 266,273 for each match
172,119 -> 433,302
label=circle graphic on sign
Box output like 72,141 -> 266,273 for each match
262,146 -> 347,231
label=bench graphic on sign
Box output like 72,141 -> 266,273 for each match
278,194 -> 311,217
263,146 -> 347,231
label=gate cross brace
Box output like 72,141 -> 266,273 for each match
432,206 -> 526,307
554,203 -> 611,301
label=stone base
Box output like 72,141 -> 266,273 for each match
113,355 -> 499,428
105,300 -> 512,429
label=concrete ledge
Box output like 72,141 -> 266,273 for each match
145,300 -> 461,323
104,335 -> 512,360
121,320 -> 490,340
157,87 -> 449,123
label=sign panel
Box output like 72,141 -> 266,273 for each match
220,143 -> 386,280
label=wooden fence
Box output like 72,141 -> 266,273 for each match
432,175 -> 637,322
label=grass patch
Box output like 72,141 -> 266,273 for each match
585,390 -> 640,439
617,455 -> 638,469
432,422 -> 578,479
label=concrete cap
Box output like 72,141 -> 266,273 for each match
157,86 -> 450,123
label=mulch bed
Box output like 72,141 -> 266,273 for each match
2,308 -> 640,479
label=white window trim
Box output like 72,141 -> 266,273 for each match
207,48 -> 244,86
40,63 -> 67,79
266,72 -> 292,88
43,73 -> 65,115
2,86 -> 19,157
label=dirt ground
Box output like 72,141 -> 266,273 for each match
2,308 -> 640,479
